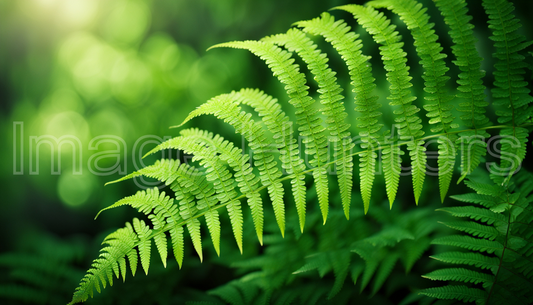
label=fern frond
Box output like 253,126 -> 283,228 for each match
371,253 -> 398,296
229,88 -> 306,235
419,285 -> 487,303
436,206 -> 507,226
440,220 -> 500,240
431,235 -> 504,253
179,128 -> 265,245
337,4 -> 426,205
433,0 -> 491,182
430,251 -> 500,270
70,0 -> 533,303
400,237 -> 431,272
69,222 -> 139,304
145,135 -> 243,253
482,0 -> 533,181
132,218 -> 152,275
296,12 -> 382,213
209,40 -> 330,227
178,93 -> 288,235
425,172 -> 533,304
423,268 -> 494,284
263,28 -> 354,220
449,193 -> 500,209
100,159 -> 217,259
368,0 -> 456,202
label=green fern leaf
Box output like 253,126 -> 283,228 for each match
431,235 -> 504,253
69,222 -> 138,304
296,12 -> 382,213
153,231 -> 167,268
132,218 -> 152,275
371,253 -> 398,296
423,268 -> 494,284
434,0 -> 490,182
436,206 -> 507,226
430,251 -> 500,270
400,237 -> 431,273
419,285 -> 487,303
482,0 -> 533,181
369,0 -> 456,202
328,250 -> 351,299
337,4 -> 427,205
146,136 -> 242,253
440,220 -> 500,240
180,128 -> 264,245
230,89 -> 305,237
449,193 -> 499,209
178,93 -> 287,236
209,40 -> 330,228
169,226 -> 184,269
263,28 -> 354,221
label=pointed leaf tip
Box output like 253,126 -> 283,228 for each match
457,173 -> 467,184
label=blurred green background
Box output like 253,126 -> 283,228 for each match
1,0 -> 531,304
1,0 -> 359,244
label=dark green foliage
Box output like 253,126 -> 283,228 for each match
0,233 -> 85,305
204,205 -> 440,304
420,170 -> 533,304
68,0 -> 533,304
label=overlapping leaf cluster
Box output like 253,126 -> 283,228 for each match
421,170 -> 533,304
69,0 -> 532,303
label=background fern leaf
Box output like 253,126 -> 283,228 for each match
423,268 -> 494,285
420,285 -> 487,303
433,0 -> 491,181
430,251 -> 500,270
431,235 -> 503,254
482,0 -> 533,181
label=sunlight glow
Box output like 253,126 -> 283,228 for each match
32,0 -> 97,27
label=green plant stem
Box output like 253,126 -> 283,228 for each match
131,123 -> 532,248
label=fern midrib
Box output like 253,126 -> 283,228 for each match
135,123 -> 532,253
84,124 -> 531,300
486,192 -> 511,303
